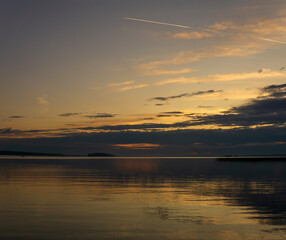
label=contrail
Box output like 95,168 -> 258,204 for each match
124,17 -> 219,33
260,37 -> 286,45
124,17 -> 191,29
124,18 -> 285,43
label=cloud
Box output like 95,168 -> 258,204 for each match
1,81 -> 285,156
59,113 -> 81,117
261,83 -> 286,98
210,17 -> 286,37
162,111 -> 184,114
1,82 -> 285,157
198,106 -> 214,108
150,93 -> 189,102
209,16 -> 286,45
88,121 -> 192,131
2,83 -> 283,140
0,128 -> 20,134
8,116 -> 24,119
37,97 -> 49,105
157,114 -> 172,118
137,16 -> 286,75
189,83 -> 286,127
259,37 -> 286,45
85,113 -> 117,119
148,90 -> 223,102
1,126 -> 286,156
139,44 -> 264,71
156,70 -> 286,85
124,17 -> 191,29
165,31 -> 212,40
156,112 -> 184,118
258,68 -> 271,73
118,84 -> 149,91
108,81 -> 134,87
143,68 -> 192,76
83,82 -> 286,131
111,143 -> 161,150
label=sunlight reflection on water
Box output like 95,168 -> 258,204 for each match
0,157 -> 286,240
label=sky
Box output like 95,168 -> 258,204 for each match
0,0 -> 286,156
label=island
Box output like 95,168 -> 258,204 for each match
0,150 -> 115,157
0,150 -> 64,157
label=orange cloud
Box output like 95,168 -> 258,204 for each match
143,68 -> 192,76
111,143 -> 161,149
118,84 -> 149,91
37,97 -> 49,105
139,43 -> 264,71
165,31 -> 212,40
156,70 -> 286,85
137,16 -> 286,75
108,81 -> 134,87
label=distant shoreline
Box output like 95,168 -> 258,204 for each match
0,151 -> 115,157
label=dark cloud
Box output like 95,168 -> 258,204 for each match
198,106 -> 213,108
150,93 -> 189,102
1,127 -> 285,156
59,113 -> 81,117
148,90 -> 223,102
162,111 -> 184,114
89,121 -> 192,131
156,111 -> 184,118
262,83 -> 286,93
191,83 -> 286,127
261,83 -> 286,98
157,115 -> 172,118
85,113 -> 117,119
0,128 -> 20,134
3,83 -> 283,137
9,116 -> 24,119
86,83 -> 286,130
185,113 -> 195,117
0,83 -> 285,156
233,98 -> 286,115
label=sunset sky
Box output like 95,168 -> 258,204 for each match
1,0 -> 286,156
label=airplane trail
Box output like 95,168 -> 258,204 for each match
124,18 -> 285,45
259,37 -> 286,45
124,17 -> 191,29
124,17 -> 223,33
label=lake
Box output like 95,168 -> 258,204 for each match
0,157 -> 286,240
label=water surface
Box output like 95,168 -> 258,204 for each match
0,157 -> 286,240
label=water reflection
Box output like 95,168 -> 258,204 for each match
113,158 -> 159,173
0,157 -> 286,239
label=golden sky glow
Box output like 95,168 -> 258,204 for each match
0,0 -> 286,155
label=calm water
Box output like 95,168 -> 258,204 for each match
0,157 -> 286,240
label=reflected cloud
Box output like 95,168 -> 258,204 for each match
144,206 -> 215,224
113,158 -> 159,173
